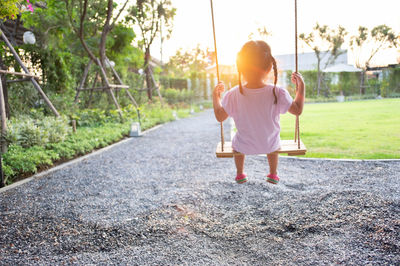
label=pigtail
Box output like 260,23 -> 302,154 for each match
271,56 -> 278,104
238,71 -> 244,95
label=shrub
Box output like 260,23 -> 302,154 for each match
161,88 -> 195,105
4,115 -> 71,148
6,116 -> 46,148
40,116 -> 71,143
1,102 -> 204,185
2,144 -> 59,184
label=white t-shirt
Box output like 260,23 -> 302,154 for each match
221,84 -> 293,154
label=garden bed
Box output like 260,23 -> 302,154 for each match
2,103 -> 204,186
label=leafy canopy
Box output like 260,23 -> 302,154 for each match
350,25 -> 399,68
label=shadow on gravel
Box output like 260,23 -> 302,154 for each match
0,110 -> 399,264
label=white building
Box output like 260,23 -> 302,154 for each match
275,50 -> 349,87
275,50 -> 348,71
206,50 -> 356,89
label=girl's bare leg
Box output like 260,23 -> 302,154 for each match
234,153 -> 245,175
267,153 -> 278,175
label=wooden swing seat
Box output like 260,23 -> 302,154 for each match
216,140 -> 307,158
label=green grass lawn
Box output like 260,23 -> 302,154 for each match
279,99 -> 400,159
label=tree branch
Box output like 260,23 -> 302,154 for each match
110,0 -> 130,30
78,0 -> 98,64
64,0 -> 79,35
99,0 -> 114,67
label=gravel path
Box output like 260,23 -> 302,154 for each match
1,110 -> 399,265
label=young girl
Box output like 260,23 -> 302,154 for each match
213,40 -> 305,184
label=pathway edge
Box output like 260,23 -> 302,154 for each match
0,124 -> 164,194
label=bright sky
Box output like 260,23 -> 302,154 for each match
150,0 -> 400,66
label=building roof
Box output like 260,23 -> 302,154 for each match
275,50 -> 348,71
323,63 -> 362,73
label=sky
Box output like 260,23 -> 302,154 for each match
149,0 -> 400,66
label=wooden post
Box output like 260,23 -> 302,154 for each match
87,71 -> 99,108
74,60 -> 92,103
0,74 -> 7,154
126,90 -> 139,108
72,120 -> 76,133
149,68 -> 164,106
107,58 -> 139,108
96,58 -> 123,120
0,28 -> 60,117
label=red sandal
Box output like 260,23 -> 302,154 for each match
235,173 -> 248,184
267,174 -> 279,184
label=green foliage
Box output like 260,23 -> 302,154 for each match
385,67 -> 400,93
160,88 -> 195,105
72,109 -> 111,127
107,24 -> 144,78
4,115 -> 71,148
1,102 -> 206,185
2,144 -> 59,184
0,0 -> 20,19
2,122 -> 129,184
164,45 -> 210,78
286,70 -> 318,97
330,72 -> 361,96
160,77 -> 187,90
299,24 -> 347,95
2,0 -> 144,117
127,0 -> 176,48
126,0 -> 176,100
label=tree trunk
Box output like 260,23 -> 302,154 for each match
0,73 -> 8,154
144,48 -> 153,100
99,0 -> 113,67
0,56 -> 10,118
1,77 -> 9,119
360,70 -> 366,95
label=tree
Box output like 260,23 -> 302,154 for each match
165,45 -> 210,78
248,26 -> 272,41
63,0 -> 130,68
127,0 -> 176,100
300,23 -> 347,96
350,25 -> 399,94
1,0 -> 142,115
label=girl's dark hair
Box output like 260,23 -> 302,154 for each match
236,40 -> 278,104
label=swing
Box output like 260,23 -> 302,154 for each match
210,0 -> 307,158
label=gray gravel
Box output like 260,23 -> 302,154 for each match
0,109 -> 399,265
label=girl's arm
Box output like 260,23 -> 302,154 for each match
288,72 -> 306,116
213,82 -> 229,122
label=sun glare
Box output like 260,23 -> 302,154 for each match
156,0 -> 400,67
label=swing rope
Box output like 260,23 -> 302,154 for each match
294,0 -> 301,149
210,0 -> 302,151
210,0 -> 225,151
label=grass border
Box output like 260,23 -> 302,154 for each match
0,124 -> 163,194
228,118 -> 400,162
